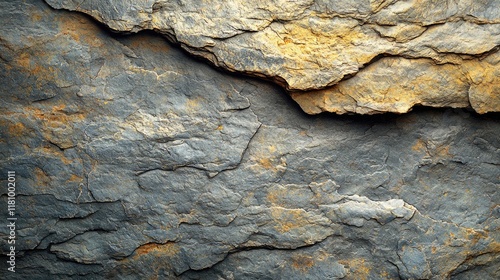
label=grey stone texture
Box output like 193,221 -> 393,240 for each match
0,0 -> 499,279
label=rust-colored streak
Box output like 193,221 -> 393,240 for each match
338,258 -> 371,280
134,242 -> 180,259
291,255 -> 315,272
58,15 -> 104,48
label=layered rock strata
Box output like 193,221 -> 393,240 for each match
44,0 -> 500,114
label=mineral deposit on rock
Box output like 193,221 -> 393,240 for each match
0,0 -> 499,279
44,0 -> 500,114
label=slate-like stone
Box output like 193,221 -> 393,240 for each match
0,0 -> 499,279
43,0 -> 500,114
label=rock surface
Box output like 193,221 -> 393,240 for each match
43,0 -> 500,114
0,0 -> 499,279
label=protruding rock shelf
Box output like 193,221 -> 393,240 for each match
45,0 -> 500,114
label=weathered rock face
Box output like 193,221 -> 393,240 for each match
44,0 -> 500,114
1,0 -> 499,279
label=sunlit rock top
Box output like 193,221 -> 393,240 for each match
45,0 -> 500,114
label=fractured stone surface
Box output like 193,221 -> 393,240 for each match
44,0 -> 500,114
0,0 -> 499,279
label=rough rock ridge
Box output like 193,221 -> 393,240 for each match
44,0 -> 500,114
0,0 -> 499,279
